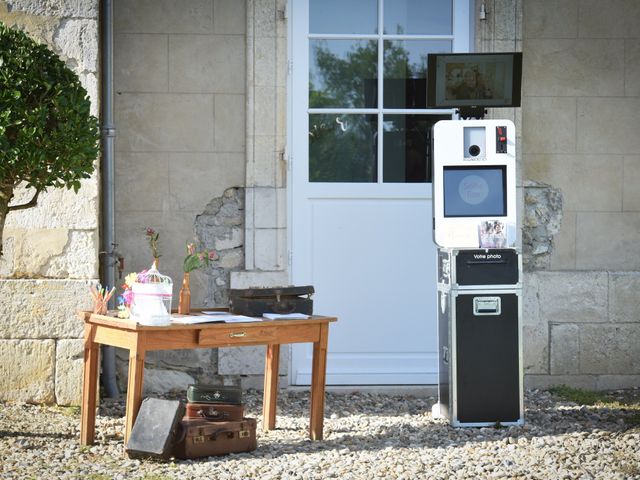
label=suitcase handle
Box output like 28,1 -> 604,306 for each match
198,409 -> 229,420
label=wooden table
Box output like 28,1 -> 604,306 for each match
79,311 -> 336,446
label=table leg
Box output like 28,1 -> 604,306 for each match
263,344 -> 280,431
124,339 -> 146,444
80,324 -> 99,446
309,323 -> 329,440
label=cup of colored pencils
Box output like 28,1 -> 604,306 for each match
90,284 -> 116,315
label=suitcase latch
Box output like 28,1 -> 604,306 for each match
239,430 -> 250,438
193,435 -> 205,444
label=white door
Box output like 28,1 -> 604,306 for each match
289,0 -> 471,385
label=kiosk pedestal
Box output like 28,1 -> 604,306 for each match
436,248 -> 523,426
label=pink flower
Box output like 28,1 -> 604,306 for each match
208,250 -> 218,261
187,243 -> 196,255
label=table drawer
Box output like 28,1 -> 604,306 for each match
198,326 -> 277,346
198,323 -> 321,347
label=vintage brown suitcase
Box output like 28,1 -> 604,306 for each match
173,418 -> 257,459
186,384 -> 243,405
125,398 -> 185,460
184,402 -> 245,421
228,285 -> 314,316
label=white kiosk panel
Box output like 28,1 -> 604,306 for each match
433,119 -> 516,248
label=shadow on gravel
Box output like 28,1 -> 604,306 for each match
0,430 -> 76,440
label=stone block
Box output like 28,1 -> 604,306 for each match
577,97 -> 640,155
549,211 -> 576,270
580,324 -> 640,374
523,0 -> 578,38
230,270 -> 289,289
523,324 -> 548,375
115,0 -> 213,34
254,228 -> 279,270
214,0 -> 246,34
115,93 -> 214,152
550,323 -> 579,375
253,188 -> 277,229
115,152 -> 170,213
276,188 -> 287,229
609,272 -> 640,323
523,39 -> 624,97
253,86 -> 277,137
168,153 -> 244,212
576,213 -> 640,270
43,230 -> 99,279
522,273 -> 539,327
595,375 -> 640,390
4,0 -> 98,18
524,374 -> 597,391
6,179 -> 99,230
55,339 -> 84,405
78,71 -> 99,116
626,40 -> 640,96
521,98 -> 576,154
254,0 -> 277,38
524,154 -> 622,211
218,345 -> 287,375
538,271 -> 608,323
0,339 -> 55,403
254,34 -> 276,87
114,33 -> 169,92
253,135 -> 277,187
53,19 -> 98,72
623,156 -> 640,211
240,374 -> 288,390
0,280 -> 92,339
169,35 -> 245,93
494,0 -> 517,40
578,0 -> 640,38
215,94 -> 246,152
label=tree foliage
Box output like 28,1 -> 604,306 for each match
0,22 -> 99,255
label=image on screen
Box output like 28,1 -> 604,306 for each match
443,166 -> 506,217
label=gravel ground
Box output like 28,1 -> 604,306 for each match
1,388 -> 639,479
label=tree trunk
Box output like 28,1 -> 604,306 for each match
0,185 -> 13,257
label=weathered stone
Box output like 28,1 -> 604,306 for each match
3,0 -> 98,18
218,345 -> 288,375
550,324 -> 579,375
0,280 -> 93,339
522,181 -> 563,271
523,324 -> 548,374
53,19 -> 98,72
538,272 -> 608,323
579,324 -> 640,374
609,272 -> 640,323
0,339 -> 55,403
55,339 -> 84,405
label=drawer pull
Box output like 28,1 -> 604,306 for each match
229,332 -> 247,338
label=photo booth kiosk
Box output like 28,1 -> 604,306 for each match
426,50 -> 524,426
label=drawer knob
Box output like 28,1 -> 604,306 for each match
229,332 -> 247,338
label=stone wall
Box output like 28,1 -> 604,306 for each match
521,1 -> 640,389
0,0 -> 99,405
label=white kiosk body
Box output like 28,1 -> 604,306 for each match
432,119 -> 523,427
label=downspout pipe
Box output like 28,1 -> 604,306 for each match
99,0 -> 119,398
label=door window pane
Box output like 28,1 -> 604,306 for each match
310,114 -> 378,182
384,40 -> 451,108
383,114 -> 450,182
310,40 -> 378,108
310,0 -> 378,34
384,0 -> 452,35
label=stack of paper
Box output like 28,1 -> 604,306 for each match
262,313 -> 310,320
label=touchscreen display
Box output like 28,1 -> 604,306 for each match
443,166 -> 506,217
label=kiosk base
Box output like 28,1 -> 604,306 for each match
437,248 -> 523,427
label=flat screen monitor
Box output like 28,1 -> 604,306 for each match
443,166 -> 506,217
427,52 -> 522,109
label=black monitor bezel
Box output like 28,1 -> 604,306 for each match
426,52 -> 523,109
443,165 -> 507,218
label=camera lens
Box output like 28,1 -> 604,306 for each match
469,145 -> 481,157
